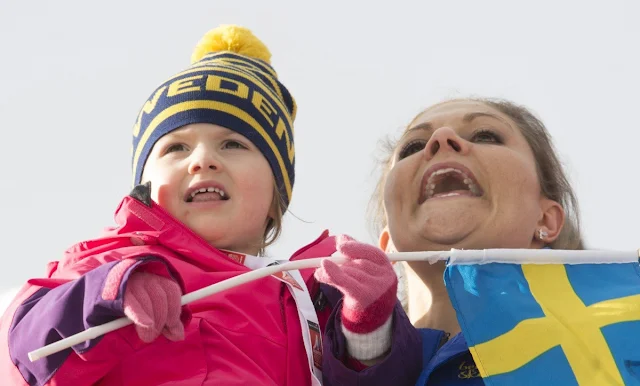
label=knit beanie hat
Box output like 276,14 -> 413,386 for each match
131,25 -> 296,206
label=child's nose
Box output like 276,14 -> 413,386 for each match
188,149 -> 221,174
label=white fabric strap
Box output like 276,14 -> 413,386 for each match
222,251 -> 323,386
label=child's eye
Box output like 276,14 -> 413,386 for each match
164,143 -> 188,154
398,140 -> 427,160
471,129 -> 503,144
223,140 -> 247,150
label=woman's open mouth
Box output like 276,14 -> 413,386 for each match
420,163 -> 484,204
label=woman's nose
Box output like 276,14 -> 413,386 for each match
423,127 -> 469,161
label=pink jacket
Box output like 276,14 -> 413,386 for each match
0,185 -> 337,385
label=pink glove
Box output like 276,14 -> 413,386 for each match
314,235 -> 397,360
123,272 -> 185,343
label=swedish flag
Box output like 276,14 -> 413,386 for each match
445,261 -> 640,385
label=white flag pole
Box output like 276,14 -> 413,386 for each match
27,248 -> 639,362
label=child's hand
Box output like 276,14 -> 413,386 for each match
314,235 -> 397,360
123,272 -> 185,343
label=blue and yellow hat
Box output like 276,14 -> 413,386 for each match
131,25 -> 297,206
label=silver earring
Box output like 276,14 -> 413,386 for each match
538,229 -> 548,240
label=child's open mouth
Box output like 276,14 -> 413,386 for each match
185,187 -> 230,202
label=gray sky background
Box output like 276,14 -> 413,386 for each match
1,0 -> 638,310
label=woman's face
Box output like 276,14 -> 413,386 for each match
383,100 -> 560,252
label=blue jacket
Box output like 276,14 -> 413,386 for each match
322,281 -> 484,385
415,330 -> 484,385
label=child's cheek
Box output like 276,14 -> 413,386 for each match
155,183 -> 174,209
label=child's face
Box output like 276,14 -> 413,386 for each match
142,123 -> 274,255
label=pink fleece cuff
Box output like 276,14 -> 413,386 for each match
102,259 -> 173,301
340,284 -> 397,334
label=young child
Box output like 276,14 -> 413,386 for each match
0,25 -> 422,385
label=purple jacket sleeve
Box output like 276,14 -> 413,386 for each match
321,287 -> 423,386
8,257 -> 167,386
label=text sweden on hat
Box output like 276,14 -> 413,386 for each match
133,71 -> 294,164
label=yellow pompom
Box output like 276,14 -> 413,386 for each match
191,25 -> 272,65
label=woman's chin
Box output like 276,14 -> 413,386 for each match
419,217 -> 481,248
392,227 -> 476,253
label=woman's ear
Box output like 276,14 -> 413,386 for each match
379,227 -> 396,253
536,198 -> 565,244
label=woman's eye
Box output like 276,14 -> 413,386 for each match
164,143 -> 187,154
398,140 -> 427,160
471,129 -> 503,144
223,140 -> 247,150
